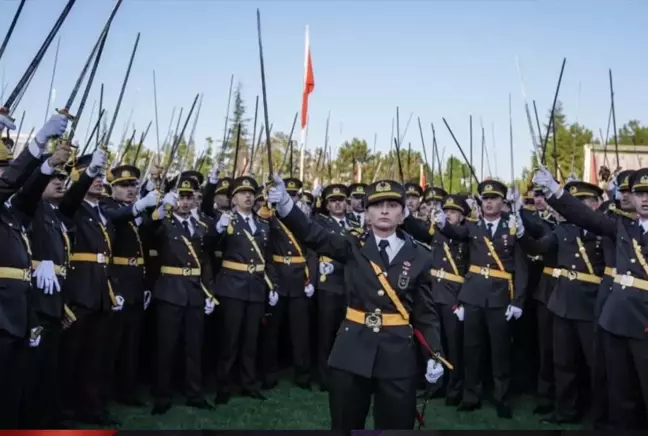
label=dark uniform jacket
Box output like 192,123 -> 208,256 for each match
269,213 -> 317,298
281,204 -> 443,379
100,198 -> 147,307
314,214 -> 354,296
549,191 -> 648,339
520,222 -> 604,321
0,147 -> 53,337
439,213 -> 528,309
12,166 -> 78,321
521,209 -> 558,304
402,216 -> 468,306
150,213 -> 215,307
62,172 -> 118,312
213,211 -> 276,303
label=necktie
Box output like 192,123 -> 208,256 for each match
182,220 -> 191,237
378,239 -> 390,269
487,223 -> 493,236
339,220 -> 345,229
245,217 -> 251,231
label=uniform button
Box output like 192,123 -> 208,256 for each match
374,308 -> 381,314
571,265 -> 576,269
288,251 -> 292,255
250,249 -> 254,252
631,258 -> 636,263
344,327 -> 349,331
377,290 -> 385,296
575,254 -> 580,258
443,257 -> 447,261
487,253 -> 491,256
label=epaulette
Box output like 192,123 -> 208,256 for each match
465,217 -> 478,222
412,239 -> 432,251
196,220 -> 208,228
523,205 -> 536,212
608,205 -> 636,220
257,217 -> 269,224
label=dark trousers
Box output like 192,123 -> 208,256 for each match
536,302 -> 554,407
317,291 -> 346,389
216,297 -> 264,392
438,303 -> 463,401
0,331 -> 27,429
329,367 -> 417,430
59,309 -> 113,419
114,304 -> 144,401
21,316 -> 62,428
552,315 -> 594,420
154,301 -> 204,405
512,298 -> 538,394
462,304 -> 511,406
604,330 -> 648,429
590,325 -> 608,428
262,296 -> 311,385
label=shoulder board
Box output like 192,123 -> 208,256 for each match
609,207 -> 636,220
523,205 -> 536,212
257,217 -> 269,224
465,217 -> 478,222
196,220 -> 208,228
413,239 -> 432,251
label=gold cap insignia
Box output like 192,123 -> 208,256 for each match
332,187 -> 341,194
222,180 -> 230,188
242,179 -> 251,186
356,187 -> 364,193
123,170 -> 131,178
641,175 -> 648,184
376,181 -> 390,192
569,185 -> 578,194
287,181 -> 296,189
484,184 -> 493,191
446,197 -> 455,204
407,186 -> 416,193
182,180 -> 191,189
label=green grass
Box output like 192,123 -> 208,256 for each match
105,381 -> 583,430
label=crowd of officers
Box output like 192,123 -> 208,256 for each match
0,114 -> 646,431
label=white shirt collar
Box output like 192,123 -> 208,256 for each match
639,219 -> 648,233
374,232 -> 399,247
173,213 -> 192,224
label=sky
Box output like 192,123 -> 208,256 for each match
1,0 -> 647,183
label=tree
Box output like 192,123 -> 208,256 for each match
219,82 -> 250,177
615,120 -> 648,145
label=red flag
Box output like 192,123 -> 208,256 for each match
301,26 -> 314,129
419,163 -> 426,189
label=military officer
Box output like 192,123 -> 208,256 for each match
404,182 -> 423,216
520,181 -> 605,424
101,165 -> 158,406
436,180 -> 527,418
533,166 -> 648,429
212,176 -> 278,404
268,176 -> 446,430
347,183 -> 367,227
149,171 -> 216,415
403,194 -> 470,406
261,177 -> 317,390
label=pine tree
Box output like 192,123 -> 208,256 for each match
220,83 -> 250,177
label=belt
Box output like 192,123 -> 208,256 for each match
543,267 -> 561,278
272,255 -> 306,265
346,307 -> 409,332
614,274 -> 648,291
559,269 -> 601,285
468,265 -> 512,280
113,257 -> 145,267
320,256 -> 333,263
32,261 -> 67,277
0,267 -> 31,282
70,253 -> 109,264
222,260 -> 264,273
430,268 -> 464,284
604,267 -> 616,277
160,266 -> 201,277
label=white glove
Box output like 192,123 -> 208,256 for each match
532,166 -> 560,197
216,211 -> 232,233
0,113 -> 16,131
33,260 -> 61,295
268,290 -> 279,306
319,262 -> 334,275
304,283 -> 315,298
312,179 -> 322,198
434,208 -> 446,228
508,186 -> 521,211
143,290 -> 151,310
112,295 -> 125,312
269,173 -> 291,206
453,305 -> 464,321
297,201 -> 312,216
134,190 -> 159,214
162,192 -> 177,208
425,359 -> 444,384
145,179 -> 156,192
505,304 -> 523,321
29,327 -> 42,348
514,212 -> 525,238
208,165 -> 221,184
566,172 -> 578,183
204,297 -> 215,315
607,175 -> 619,198
34,113 -> 69,146
86,148 -> 107,177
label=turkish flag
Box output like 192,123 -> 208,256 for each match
300,26 -> 315,129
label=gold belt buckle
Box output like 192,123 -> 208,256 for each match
128,257 -> 137,266
567,270 -> 577,280
284,256 -> 292,265
59,266 -> 67,277
552,268 -> 561,278
247,264 -> 257,273
182,267 -> 192,276
24,269 -> 31,281
364,312 -> 382,332
437,270 -> 446,280
620,275 -> 634,287
480,267 -> 490,278
97,253 -> 106,264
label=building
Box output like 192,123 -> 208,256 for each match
582,143 -> 648,185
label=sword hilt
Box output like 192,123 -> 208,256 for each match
0,107 -> 14,121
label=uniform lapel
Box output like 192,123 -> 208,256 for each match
360,233 -> 382,268
390,235 -> 416,291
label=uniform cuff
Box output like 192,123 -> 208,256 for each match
40,159 -> 56,175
